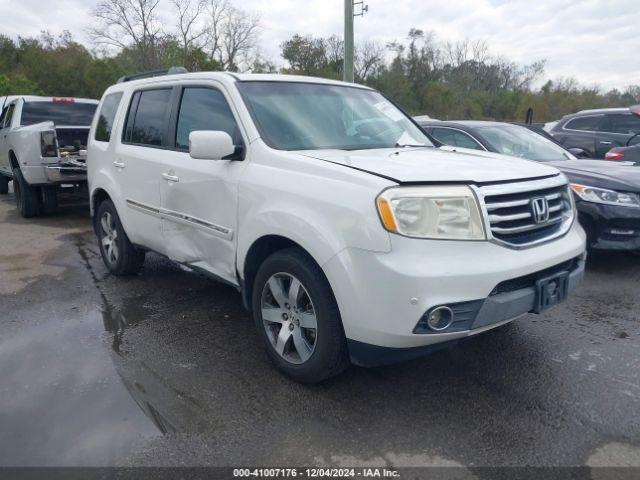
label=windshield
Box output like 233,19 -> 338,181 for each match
21,101 -> 97,127
238,81 -> 432,151
477,124 -> 570,161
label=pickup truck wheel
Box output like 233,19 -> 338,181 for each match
252,248 -> 349,383
96,199 -> 145,275
40,186 -> 58,215
12,168 -> 40,218
0,175 -> 8,194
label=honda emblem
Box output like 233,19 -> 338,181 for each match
531,197 -> 550,224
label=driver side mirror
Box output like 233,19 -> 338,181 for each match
189,131 -> 237,160
567,147 -> 590,159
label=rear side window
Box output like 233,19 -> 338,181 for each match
175,88 -> 241,150
94,92 -> 123,142
124,89 -> 172,146
564,115 -> 601,132
601,114 -> 640,135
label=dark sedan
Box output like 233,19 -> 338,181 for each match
417,120 -> 640,252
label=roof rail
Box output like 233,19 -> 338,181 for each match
117,66 -> 189,84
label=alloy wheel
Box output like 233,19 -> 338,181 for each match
100,211 -> 119,265
260,272 -> 318,364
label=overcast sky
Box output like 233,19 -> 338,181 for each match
1,0 -> 638,90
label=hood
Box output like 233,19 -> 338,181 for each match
545,159 -> 640,192
300,146 -> 560,184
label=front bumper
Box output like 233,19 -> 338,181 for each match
578,201 -> 640,251
322,222 -> 586,360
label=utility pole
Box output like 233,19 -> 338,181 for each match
344,0 -> 368,83
343,0 -> 354,83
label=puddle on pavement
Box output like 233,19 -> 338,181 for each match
0,305 -> 161,466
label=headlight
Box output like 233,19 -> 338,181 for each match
376,186 -> 486,240
570,184 -> 640,208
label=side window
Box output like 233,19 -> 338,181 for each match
0,106 -> 7,128
564,115 -> 601,132
175,87 -> 241,151
603,114 -> 640,135
95,92 -> 123,142
451,130 -> 483,150
430,127 -> 457,145
125,89 -> 172,146
430,127 -> 483,150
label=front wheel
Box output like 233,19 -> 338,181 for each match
252,248 -> 349,383
96,199 -> 146,276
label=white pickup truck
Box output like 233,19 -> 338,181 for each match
0,96 -> 98,217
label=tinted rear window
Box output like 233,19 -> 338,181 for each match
564,115 -> 601,131
126,89 -> 172,146
94,93 -> 123,142
602,114 -> 640,135
20,101 -> 97,126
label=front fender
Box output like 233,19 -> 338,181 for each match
237,207 -> 349,277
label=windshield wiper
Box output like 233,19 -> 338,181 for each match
395,143 -> 432,148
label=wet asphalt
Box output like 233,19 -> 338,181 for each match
0,188 -> 639,474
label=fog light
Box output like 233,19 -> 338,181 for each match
427,306 -> 455,331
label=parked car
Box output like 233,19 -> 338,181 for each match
548,105 -> 640,159
605,143 -> 640,164
0,95 -> 99,217
417,120 -> 640,252
88,71 -> 585,382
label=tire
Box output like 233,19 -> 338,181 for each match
12,168 -> 40,218
251,248 -> 349,383
40,186 -> 58,215
0,175 -> 8,194
96,199 -> 146,276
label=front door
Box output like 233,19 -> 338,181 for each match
160,85 -> 246,285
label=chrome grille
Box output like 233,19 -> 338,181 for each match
479,178 -> 574,247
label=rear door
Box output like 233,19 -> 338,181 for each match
159,83 -> 247,285
595,113 -> 640,158
557,115 -> 601,157
116,87 -> 175,254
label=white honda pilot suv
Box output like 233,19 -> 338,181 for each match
88,70 -> 586,382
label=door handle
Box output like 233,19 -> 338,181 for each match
113,160 -> 126,168
599,141 -> 612,145
162,173 -> 180,183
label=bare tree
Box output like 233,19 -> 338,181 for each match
204,0 -> 228,65
221,5 -> 260,71
89,0 -> 164,69
203,0 -> 260,71
355,40 -> 384,81
173,0 -> 207,66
